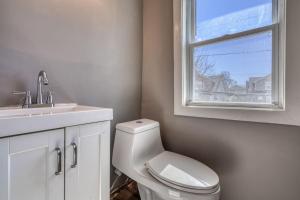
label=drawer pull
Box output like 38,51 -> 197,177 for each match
55,147 -> 63,175
71,143 -> 78,168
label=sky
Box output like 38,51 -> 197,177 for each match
196,0 -> 272,21
194,0 -> 273,85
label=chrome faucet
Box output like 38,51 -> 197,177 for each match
12,70 -> 54,108
37,70 -> 49,104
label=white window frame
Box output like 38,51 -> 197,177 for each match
174,0 -> 286,123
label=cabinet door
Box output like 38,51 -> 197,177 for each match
0,130 -> 64,200
65,122 -> 110,200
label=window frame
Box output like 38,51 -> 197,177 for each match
173,0 -> 287,124
179,0 -> 286,110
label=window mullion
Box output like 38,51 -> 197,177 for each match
272,23 -> 280,105
189,24 -> 277,48
190,0 -> 196,42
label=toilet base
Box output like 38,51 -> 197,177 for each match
137,183 -> 220,200
138,184 -> 163,200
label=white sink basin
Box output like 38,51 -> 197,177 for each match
0,103 -> 113,137
0,104 -> 98,118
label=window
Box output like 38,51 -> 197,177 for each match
176,0 -> 285,110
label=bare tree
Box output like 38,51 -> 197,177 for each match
221,71 -> 237,88
194,55 -> 215,76
194,56 -> 237,89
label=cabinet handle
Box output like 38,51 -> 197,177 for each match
71,143 -> 78,168
55,147 -> 63,175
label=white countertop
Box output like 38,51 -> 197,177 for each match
0,103 -> 113,138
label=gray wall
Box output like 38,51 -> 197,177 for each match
0,0 -> 142,125
0,0 -> 142,184
142,1 -> 300,200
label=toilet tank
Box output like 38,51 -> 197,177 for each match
112,119 -> 165,176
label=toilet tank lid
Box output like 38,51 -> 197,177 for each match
116,119 -> 159,134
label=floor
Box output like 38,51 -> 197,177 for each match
111,181 -> 141,200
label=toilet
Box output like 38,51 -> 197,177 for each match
112,119 -> 220,200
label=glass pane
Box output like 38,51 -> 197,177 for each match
192,31 -> 273,105
195,0 -> 273,41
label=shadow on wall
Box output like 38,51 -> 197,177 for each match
141,99 -> 238,177
161,116 -> 238,174
143,99 -> 300,200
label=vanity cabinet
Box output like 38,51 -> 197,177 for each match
0,122 -> 110,200
65,123 -> 110,200
0,129 -> 65,200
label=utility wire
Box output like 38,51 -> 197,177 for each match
197,49 -> 271,57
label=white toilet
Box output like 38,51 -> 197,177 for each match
112,119 -> 220,200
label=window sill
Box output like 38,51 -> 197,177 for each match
173,103 -> 299,126
186,102 -> 285,112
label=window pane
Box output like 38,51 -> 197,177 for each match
195,0 -> 273,41
192,31 -> 273,105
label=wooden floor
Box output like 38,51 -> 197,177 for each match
111,181 -> 141,200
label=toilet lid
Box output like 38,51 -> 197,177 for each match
145,151 -> 219,191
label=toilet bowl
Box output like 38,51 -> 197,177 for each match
112,119 -> 220,200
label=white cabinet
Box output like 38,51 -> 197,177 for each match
65,122 -> 110,200
0,122 -> 110,200
0,129 -> 64,200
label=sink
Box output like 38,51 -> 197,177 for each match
0,103 -> 113,137
0,104 -> 97,118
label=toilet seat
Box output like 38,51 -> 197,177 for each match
145,151 -> 220,194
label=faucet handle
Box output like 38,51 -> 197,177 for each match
12,91 -> 27,95
12,90 -> 32,108
46,91 -> 54,106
